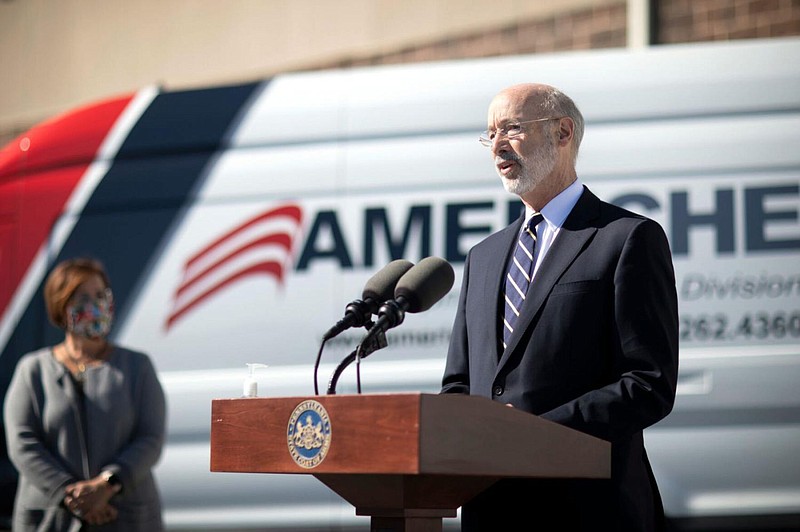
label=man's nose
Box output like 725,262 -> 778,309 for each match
491,135 -> 509,155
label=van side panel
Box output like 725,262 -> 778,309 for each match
0,95 -> 134,323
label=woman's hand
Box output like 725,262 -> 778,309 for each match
64,475 -> 117,521
81,503 -> 119,525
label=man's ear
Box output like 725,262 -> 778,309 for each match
558,117 -> 574,145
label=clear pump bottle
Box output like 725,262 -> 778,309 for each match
243,363 -> 269,397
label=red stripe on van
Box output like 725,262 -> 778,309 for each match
165,204 -> 303,331
0,94 -> 135,320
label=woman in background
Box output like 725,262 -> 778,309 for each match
4,258 -> 166,531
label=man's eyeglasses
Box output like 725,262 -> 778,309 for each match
478,117 -> 563,147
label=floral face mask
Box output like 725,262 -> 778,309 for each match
66,290 -> 114,339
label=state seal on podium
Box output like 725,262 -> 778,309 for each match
287,400 -> 332,468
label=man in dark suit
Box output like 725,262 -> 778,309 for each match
441,83 -> 679,531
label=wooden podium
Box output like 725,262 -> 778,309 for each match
210,393 -> 610,532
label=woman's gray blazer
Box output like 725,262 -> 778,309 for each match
4,346 -> 166,531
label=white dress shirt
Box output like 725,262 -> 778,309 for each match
522,179 -> 584,281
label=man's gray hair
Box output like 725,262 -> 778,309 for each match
541,87 -> 584,163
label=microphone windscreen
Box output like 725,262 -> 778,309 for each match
362,259 -> 415,302
394,256 -> 455,313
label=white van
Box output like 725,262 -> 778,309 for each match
1,37 -> 799,531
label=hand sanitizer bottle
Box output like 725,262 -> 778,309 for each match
243,363 -> 269,398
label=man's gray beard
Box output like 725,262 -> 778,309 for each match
499,140 -> 557,197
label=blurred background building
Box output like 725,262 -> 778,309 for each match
2,0 -> 799,148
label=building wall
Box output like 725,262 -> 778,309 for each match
329,2 -> 628,68
1,0 -> 799,147
0,0 -> 610,139
658,0 -> 800,43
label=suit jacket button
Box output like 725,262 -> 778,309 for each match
492,385 -> 504,396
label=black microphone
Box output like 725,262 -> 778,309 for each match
321,259 -> 414,341
360,256 -> 455,346
326,256 -> 455,395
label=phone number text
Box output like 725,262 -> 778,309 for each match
680,311 -> 800,342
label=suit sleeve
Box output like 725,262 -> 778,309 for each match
539,219 -> 679,442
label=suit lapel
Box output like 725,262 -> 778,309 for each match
498,188 -> 601,368
482,216 -> 524,362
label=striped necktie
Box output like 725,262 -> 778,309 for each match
503,213 -> 544,349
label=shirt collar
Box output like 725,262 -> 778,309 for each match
524,179 -> 584,229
